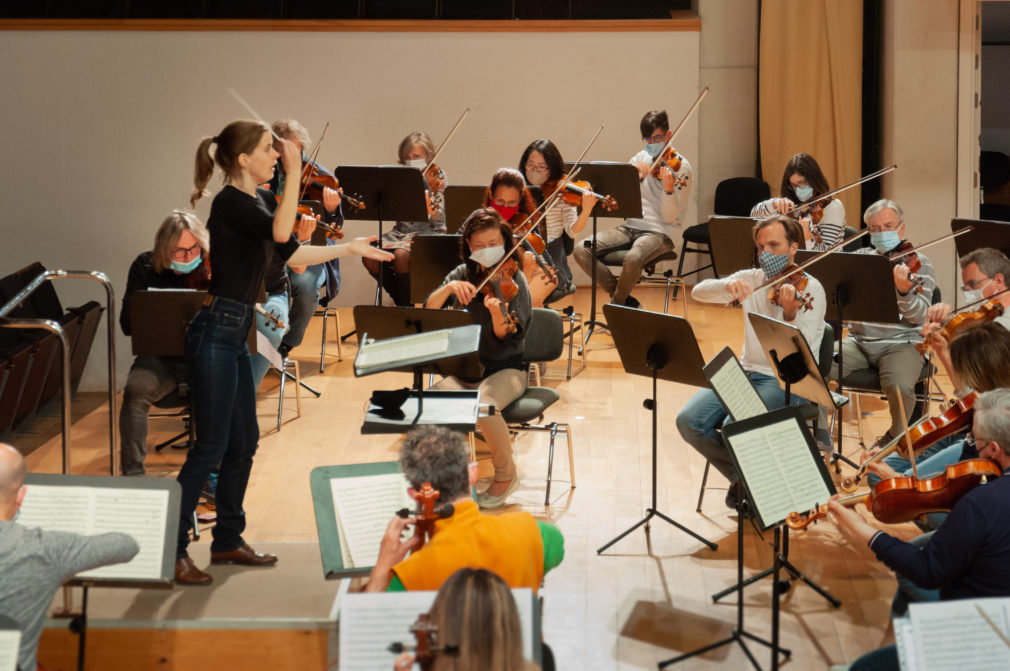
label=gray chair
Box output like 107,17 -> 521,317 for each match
499,308 -> 575,507
591,243 -> 685,315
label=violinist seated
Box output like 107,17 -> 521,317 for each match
519,139 -> 598,300
391,568 -> 543,671
249,213 -> 317,389
424,208 -> 532,508
266,119 -> 343,360
750,152 -> 846,251
482,167 -> 560,308
363,426 -> 564,593
362,132 -> 448,306
119,211 -> 210,476
826,387 -> 1010,671
572,109 -> 692,310
866,322 -> 1010,523
675,215 -> 826,511
829,199 -> 935,452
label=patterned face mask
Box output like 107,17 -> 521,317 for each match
759,250 -> 790,280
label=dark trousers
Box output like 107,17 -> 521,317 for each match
176,296 -> 258,559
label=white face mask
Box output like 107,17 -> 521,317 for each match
469,245 -> 506,268
962,278 -> 993,306
526,170 -> 549,186
406,158 -> 427,170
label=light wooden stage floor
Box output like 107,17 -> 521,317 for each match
20,286 -> 932,670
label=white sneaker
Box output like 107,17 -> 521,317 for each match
476,477 -> 521,509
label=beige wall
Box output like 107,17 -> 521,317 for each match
0,27 -> 700,390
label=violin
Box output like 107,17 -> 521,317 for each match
299,161 -> 366,214
424,163 -> 444,193
649,147 -> 690,190
254,303 -> 287,331
787,458 -> 1001,530
794,196 -> 834,245
388,613 -> 458,671
882,239 -> 925,294
916,299 -> 1004,354
396,482 -> 454,548
840,392 -> 978,491
766,263 -> 814,312
542,178 -> 618,212
184,256 -> 211,290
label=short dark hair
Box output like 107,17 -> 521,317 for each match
960,247 -> 1010,286
518,139 -> 565,182
753,214 -> 803,248
780,153 -> 830,202
398,426 -> 471,503
640,110 -> 669,138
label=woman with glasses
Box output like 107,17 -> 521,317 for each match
174,120 -> 393,586
572,109 -> 692,309
751,152 -> 845,251
517,139 -> 597,302
362,131 -> 448,305
118,210 -> 210,477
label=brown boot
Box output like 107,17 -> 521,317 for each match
174,557 -> 213,586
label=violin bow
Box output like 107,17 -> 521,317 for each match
227,88 -> 283,142
785,164 -> 897,218
297,121 -> 330,201
886,226 -> 973,264
742,228 -> 871,299
646,86 -> 709,177
423,107 -> 471,175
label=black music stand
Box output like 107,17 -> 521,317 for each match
709,216 -> 759,277
596,305 -> 717,554
335,166 -> 429,305
793,250 -> 901,457
562,162 -> 643,352
952,217 -> 1010,307
408,234 -> 461,305
443,185 -> 487,234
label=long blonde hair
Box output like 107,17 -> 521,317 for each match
429,568 -> 536,671
150,210 -> 209,273
190,119 -> 270,207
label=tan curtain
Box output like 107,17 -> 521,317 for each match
759,0 -> 863,224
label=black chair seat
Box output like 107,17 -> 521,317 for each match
501,386 -> 560,424
682,222 -> 710,244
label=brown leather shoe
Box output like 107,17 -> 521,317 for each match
210,543 -> 278,566
175,557 -> 213,586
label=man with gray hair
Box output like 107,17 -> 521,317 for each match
830,199 -> 935,451
0,443 -> 139,671
828,387 -> 1010,670
364,426 -> 563,593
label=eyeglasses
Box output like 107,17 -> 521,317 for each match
643,133 -> 667,144
525,162 -> 549,173
171,242 -> 201,261
790,179 -> 810,189
961,277 -> 993,292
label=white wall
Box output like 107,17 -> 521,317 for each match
0,26 -> 699,391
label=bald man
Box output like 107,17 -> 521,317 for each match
0,444 -> 139,671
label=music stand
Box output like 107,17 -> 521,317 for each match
709,216 -> 759,277
562,162 -> 643,352
952,217 -> 1010,308
443,185 -> 487,234
596,305 -> 717,554
0,615 -> 19,671
130,290 -> 256,357
351,306 -> 483,433
408,234 -> 461,305
335,166 -> 429,305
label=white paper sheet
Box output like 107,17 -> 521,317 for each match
895,599 -> 1010,671
329,473 -> 412,568
0,630 -> 21,671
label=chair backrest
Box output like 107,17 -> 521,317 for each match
842,225 -> 864,252
713,177 -> 771,217
818,322 -> 835,379
522,308 -> 564,363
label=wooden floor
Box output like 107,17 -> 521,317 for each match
19,286 -> 935,670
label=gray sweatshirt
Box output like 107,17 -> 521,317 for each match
0,522 -> 139,671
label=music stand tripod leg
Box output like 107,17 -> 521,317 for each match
580,214 -> 610,355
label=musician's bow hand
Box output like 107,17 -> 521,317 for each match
925,302 -> 953,327
726,279 -> 753,303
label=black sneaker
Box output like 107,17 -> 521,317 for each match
624,295 -> 641,309
277,342 -> 292,359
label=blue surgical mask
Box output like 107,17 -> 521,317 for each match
759,250 -> 790,280
171,255 -> 203,275
870,230 -> 901,253
794,185 -> 814,203
12,508 -> 19,523
644,142 -> 665,158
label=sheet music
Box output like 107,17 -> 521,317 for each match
257,331 -> 284,370
707,355 -> 766,420
727,418 -> 832,524
357,330 -> 450,368
0,630 -> 19,671
329,473 -> 412,568
18,484 -> 169,581
338,588 -> 535,671
896,599 -> 1010,671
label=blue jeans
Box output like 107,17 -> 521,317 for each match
283,263 -> 326,352
869,432 -> 966,486
177,297 -> 258,558
851,643 -> 899,671
675,371 -> 809,483
250,292 -> 289,388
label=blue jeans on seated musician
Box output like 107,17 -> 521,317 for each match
177,296 -> 259,559
676,371 -> 810,486
250,292 -> 290,389
282,261 -> 332,355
